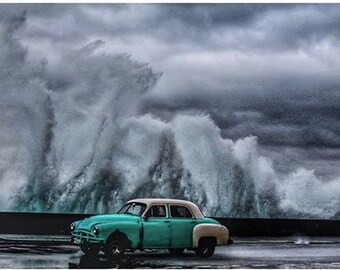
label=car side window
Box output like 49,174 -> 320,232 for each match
145,205 -> 167,218
170,205 -> 193,218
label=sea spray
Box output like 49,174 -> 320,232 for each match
0,12 -> 50,210
1,13 -> 340,218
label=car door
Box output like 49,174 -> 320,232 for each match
168,204 -> 197,248
142,204 -> 171,248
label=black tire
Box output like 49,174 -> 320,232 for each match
80,244 -> 99,256
195,239 -> 215,258
105,235 -> 127,259
168,248 -> 185,256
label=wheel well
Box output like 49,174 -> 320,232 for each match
106,230 -> 131,249
198,237 -> 217,247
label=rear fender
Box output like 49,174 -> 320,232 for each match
193,223 -> 229,247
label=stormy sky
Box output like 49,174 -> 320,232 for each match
2,4 -> 340,179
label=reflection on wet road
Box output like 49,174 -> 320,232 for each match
0,237 -> 340,268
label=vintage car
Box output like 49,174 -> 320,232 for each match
70,198 -> 232,258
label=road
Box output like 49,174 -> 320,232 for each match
0,236 -> 340,268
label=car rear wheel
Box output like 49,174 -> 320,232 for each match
168,248 -> 185,256
195,238 -> 215,258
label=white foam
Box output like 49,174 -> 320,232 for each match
1,14 -> 340,218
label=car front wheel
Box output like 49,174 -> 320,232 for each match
195,239 -> 215,258
105,237 -> 126,259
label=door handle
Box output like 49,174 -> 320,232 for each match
163,220 -> 170,223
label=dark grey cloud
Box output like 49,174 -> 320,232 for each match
0,4 -> 339,43
2,4 -> 340,51
145,78 -> 340,145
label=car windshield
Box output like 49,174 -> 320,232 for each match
117,202 -> 147,216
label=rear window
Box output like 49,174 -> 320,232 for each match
170,205 -> 193,218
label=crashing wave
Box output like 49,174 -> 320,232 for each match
1,13 -> 340,219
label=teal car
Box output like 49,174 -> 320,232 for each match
70,198 -> 232,258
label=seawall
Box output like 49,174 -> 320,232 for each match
0,212 -> 339,236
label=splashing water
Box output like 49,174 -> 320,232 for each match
1,13 -> 340,218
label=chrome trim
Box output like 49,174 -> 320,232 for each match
72,229 -> 103,243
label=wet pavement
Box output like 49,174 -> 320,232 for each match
0,236 -> 340,268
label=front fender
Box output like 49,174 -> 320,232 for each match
96,222 -> 141,249
193,223 -> 230,247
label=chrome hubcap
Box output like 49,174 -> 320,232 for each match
111,243 -> 121,255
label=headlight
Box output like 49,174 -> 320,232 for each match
92,226 -> 99,235
70,223 -> 75,231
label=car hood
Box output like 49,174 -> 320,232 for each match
77,214 -> 140,229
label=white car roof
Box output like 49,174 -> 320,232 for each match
127,198 -> 204,218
